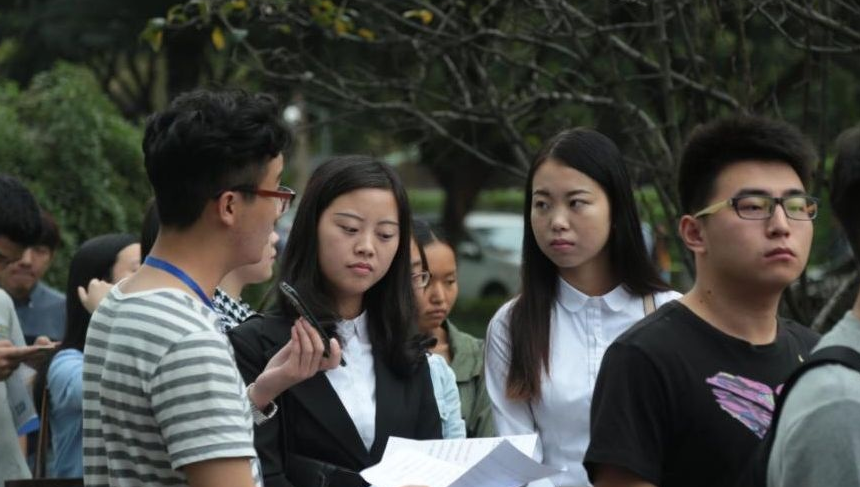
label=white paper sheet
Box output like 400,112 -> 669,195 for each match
362,435 -> 559,487
383,434 -> 538,467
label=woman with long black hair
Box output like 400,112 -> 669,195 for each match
484,128 -> 680,486
34,233 -> 140,477
229,156 -> 441,487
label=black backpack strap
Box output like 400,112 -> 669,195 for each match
739,345 -> 860,487
771,345 -> 860,426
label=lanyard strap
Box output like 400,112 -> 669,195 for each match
143,256 -> 215,310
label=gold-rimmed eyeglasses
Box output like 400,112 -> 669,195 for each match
693,194 -> 818,221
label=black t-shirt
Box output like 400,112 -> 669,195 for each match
584,301 -> 819,487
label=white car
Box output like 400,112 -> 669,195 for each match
453,212 -> 523,300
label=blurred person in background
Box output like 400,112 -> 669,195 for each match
410,229 -> 465,439
0,174 -> 44,484
0,210 -> 65,344
33,233 -> 140,478
412,219 -> 494,438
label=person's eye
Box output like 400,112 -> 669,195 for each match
378,232 -> 396,241
445,278 -> 457,286
570,199 -> 587,208
738,199 -> 767,211
533,200 -> 549,210
339,224 -> 358,234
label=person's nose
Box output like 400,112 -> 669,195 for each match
766,201 -> 791,238
18,248 -> 33,266
550,208 -> 569,232
354,231 -> 375,257
428,281 -> 444,304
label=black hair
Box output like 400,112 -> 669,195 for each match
831,126 -> 860,264
413,219 -> 451,249
34,233 -> 139,411
143,89 -> 291,229
34,210 -> 61,251
140,198 -> 160,260
506,128 -> 669,401
678,115 -> 816,214
412,219 -> 432,272
0,174 -> 42,247
278,155 -> 422,377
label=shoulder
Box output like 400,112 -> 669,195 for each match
486,297 -> 518,338
39,283 -> 66,303
776,370 -> 860,445
228,312 -> 292,351
48,349 -> 83,379
447,322 -> 484,353
778,318 -> 820,350
51,348 -> 83,366
614,300 -> 689,348
0,287 -> 14,310
427,353 -> 453,378
101,289 -> 219,334
447,322 -> 484,380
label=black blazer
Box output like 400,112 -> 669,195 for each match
229,314 -> 442,487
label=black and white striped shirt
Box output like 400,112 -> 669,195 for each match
82,287 -> 262,487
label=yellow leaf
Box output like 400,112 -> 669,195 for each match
150,31 -> 163,52
333,18 -> 348,35
404,9 -> 433,25
211,26 -> 226,50
231,0 -> 247,10
357,28 -> 375,41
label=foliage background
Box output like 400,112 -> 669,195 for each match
0,62 -> 148,289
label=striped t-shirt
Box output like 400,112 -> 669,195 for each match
82,286 -> 262,487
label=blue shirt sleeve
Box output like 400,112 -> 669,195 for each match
47,349 -> 84,414
428,353 -> 466,439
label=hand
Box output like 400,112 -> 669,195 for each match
77,278 -> 113,313
250,318 -> 342,407
23,336 -> 59,369
0,340 -> 52,380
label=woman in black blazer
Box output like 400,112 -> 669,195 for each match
230,156 -> 442,487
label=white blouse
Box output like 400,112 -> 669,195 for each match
325,311 -> 377,452
485,277 -> 680,487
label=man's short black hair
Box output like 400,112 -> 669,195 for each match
831,126 -> 860,264
143,89 -> 291,229
678,116 -> 816,214
0,175 -> 42,246
35,210 -> 61,251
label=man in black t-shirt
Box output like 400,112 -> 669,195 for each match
584,116 -> 820,487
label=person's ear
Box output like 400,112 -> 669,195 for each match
215,191 -> 239,227
678,214 -> 708,256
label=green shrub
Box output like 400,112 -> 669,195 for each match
0,62 -> 147,289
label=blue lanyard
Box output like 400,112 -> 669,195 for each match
143,256 -> 215,310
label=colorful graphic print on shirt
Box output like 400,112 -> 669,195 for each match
705,372 -> 784,439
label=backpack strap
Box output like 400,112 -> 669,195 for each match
742,345 -> 860,487
772,345 -> 860,426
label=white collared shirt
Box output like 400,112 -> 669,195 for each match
325,311 -> 377,452
485,277 -> 680,487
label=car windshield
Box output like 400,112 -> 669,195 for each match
471,225 -> 522,257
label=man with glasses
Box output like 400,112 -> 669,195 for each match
584,116 -> 819,487
82,89 -> 342,487
767,126 -> 860,487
